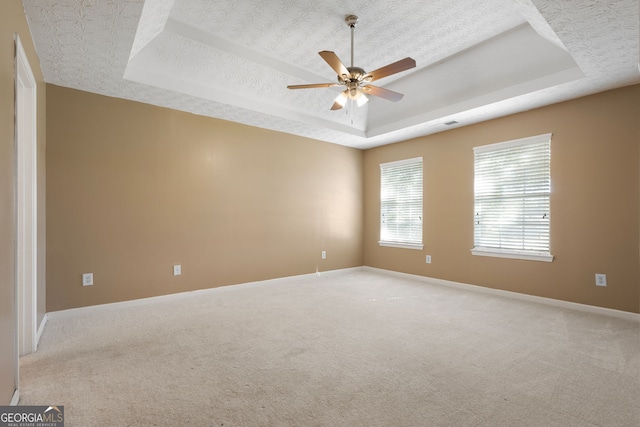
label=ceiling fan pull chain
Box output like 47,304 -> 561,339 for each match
350,99 -> 354,125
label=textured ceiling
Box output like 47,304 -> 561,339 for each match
22,0 -> 640,149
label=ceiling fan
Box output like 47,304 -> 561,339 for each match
287,15 -> 416,110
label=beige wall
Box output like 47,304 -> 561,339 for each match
0,0 -> 46,405
364,85 -> 640,313
46,85 -> 363,311
47,84 -> 640,314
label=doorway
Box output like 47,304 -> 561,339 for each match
15,34 -> 38,364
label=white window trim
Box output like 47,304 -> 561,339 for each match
471,247 -> 554,262
378,241 -> 424,250
473,133 -> 552,154
471,133 -> 554,262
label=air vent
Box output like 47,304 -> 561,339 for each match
444,120 -> 458,126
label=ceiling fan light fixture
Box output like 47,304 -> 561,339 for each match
357,93 -> 369,106
334,91 -> 348,107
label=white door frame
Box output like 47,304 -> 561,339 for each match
15,34 -> 38,361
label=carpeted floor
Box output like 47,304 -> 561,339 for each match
19,268 -> 640,426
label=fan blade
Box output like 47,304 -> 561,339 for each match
319,51 -> 350,78
287,83 -> 340,89
361,85 -> 404,102
365,57 -> 416,82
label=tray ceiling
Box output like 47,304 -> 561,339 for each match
22,0 -> 640,149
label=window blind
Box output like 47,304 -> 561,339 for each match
473,134 -> 551,257
380,157 -> 423,248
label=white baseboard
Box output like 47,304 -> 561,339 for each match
46,266 -> 639,322
10,389 -> 19,406
36,313 -> 48,348
363,267 -> 640,322
47,267 -> 362,319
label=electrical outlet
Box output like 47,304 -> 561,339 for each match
321,251 -> 326,259
82,273 -> 93,286
426,255 -> 432,264
595,273 -> 607,287
173,264 -> 182,276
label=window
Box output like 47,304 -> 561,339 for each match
379,157 -> 423,249
472,134 -> 553,262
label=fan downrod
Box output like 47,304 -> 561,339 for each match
345,15 -> 358,68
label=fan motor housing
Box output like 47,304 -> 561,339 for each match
347,66 -> 366,80
339,66 -> 367,85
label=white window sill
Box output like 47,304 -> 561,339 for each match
471,247 -> 554,262
379,241 -> 424,250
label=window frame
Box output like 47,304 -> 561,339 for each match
471,134 -> 554,262
378,157 -> 424,250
